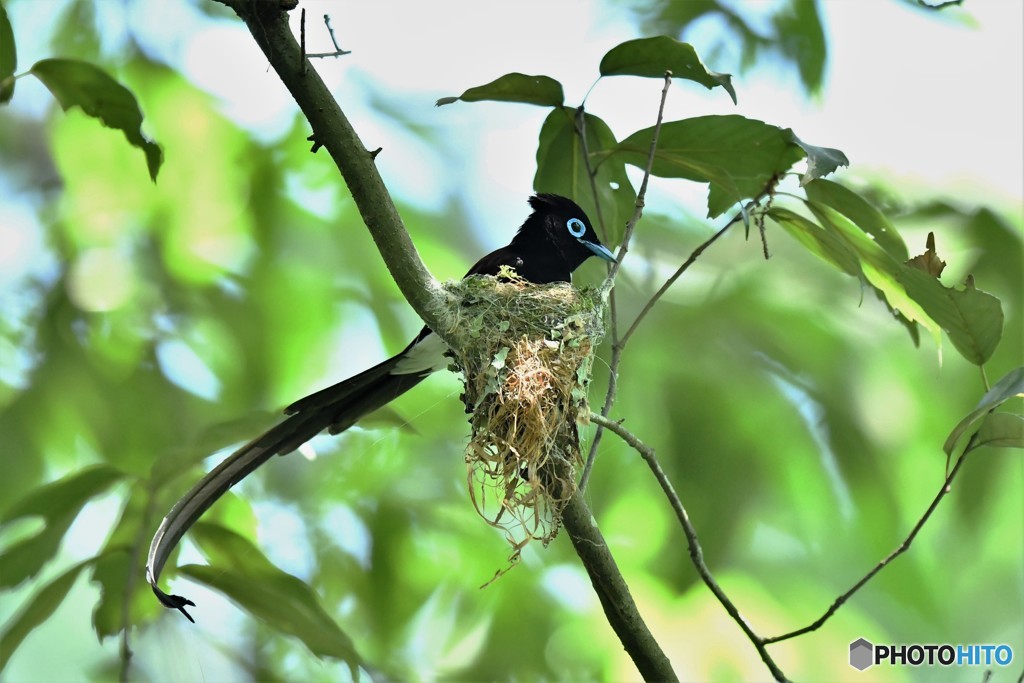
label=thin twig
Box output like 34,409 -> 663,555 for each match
590,413 -> 789,682
306,14 -> 351,58
763,443 -> 975,644
574,107 -> 609,243
616,217 -> 734,350
580,72 -> 672,492
606,71 -> 672,284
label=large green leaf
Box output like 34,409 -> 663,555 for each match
616,115 -> 804,217
0,465 -> 124,589
534,107 -> 635,245
0,558 -> 93,673
968,413 -> 1024,453
599,36 -> 736,104
944,367 -> 1024,455
29,58 -> 162,181
898,268 -> 1004,366
0,1 -> 15,103
180,523 -> 361,668
436,73 -> 563,108
804,179 -> 906,259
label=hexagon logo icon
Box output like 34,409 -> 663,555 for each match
850,638 -> 874,671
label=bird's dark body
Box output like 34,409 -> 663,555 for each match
147,193 -> 615,620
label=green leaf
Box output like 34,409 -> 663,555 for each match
0,2 -> 15,103
791,136 -> 850,186
898,268 -> 1004,365
0,558 -> 92,673
0,465 -> 124,589
436,73 -> 563,108
616,116 -> 804,217
181,523 -> 361,668
534,107 -> 636,245
944,367 -> 1024,455
29,58 -> 162,181
968,413 -> 1024,453
805,180 -> 909,261
773,0 -> 827,94
1,464 -> 124,524
90,483 -> 165,639
599,36 -> 737,104
802,201 -> 938,337
768,207 -> 861,275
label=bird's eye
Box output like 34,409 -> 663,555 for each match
566,217 -> 586,238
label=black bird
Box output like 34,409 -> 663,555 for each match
147,193 -> 616,621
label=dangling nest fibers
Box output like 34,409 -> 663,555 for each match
439,268 -> 607,559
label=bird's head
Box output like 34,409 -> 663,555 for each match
516,194 -> 617,273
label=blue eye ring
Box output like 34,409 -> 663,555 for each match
566,217 -> 586,238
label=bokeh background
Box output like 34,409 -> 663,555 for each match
1,0 -> 1021,681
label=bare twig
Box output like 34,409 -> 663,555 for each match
307,14 -> 351,58
606,71 -> 672,284
618,209 -> 739,351
580,72 -> 672,492
590,413 -> 789,682
763,445 -> 974,644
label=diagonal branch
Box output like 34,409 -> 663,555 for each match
216,0 -> 445,331
560,491 -> 678,681
590,413 -> 789,682
763,444 -> 975,644
203,3 -> 675,679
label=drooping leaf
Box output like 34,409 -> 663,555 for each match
616,115 -> 804,217
0,465 -> 124,589
802,200 -> 938,339
0,558 -> 93,673
898,268 -> 1004,365
804,179 -> 905,259
0,2 -> 15,103
436,73 -> 563,108
180,523 -> 361,668
968,413 -> 1024,453
534,107 -> 635,245
768,207 -> 860,275
599,36 -> 737,104
29,58 -> 162,181
790,135 -> 850,184
944,367 -> 1024,455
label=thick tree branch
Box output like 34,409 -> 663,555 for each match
217,0 -> 446,331
214,3 -> 674,679
560,491 -> 678,682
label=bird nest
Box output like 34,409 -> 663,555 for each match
439,268 -> 607,560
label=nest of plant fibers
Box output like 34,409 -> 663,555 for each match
439,269 -> 606,556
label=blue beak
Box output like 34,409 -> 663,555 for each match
580,239 -> 617,263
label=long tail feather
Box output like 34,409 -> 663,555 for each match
146,353 -> 430,618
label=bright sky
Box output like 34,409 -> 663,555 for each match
174,0 -> 1024,228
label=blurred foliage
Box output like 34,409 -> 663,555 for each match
0,0 -> 1021,682
631,0 -> 828,95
